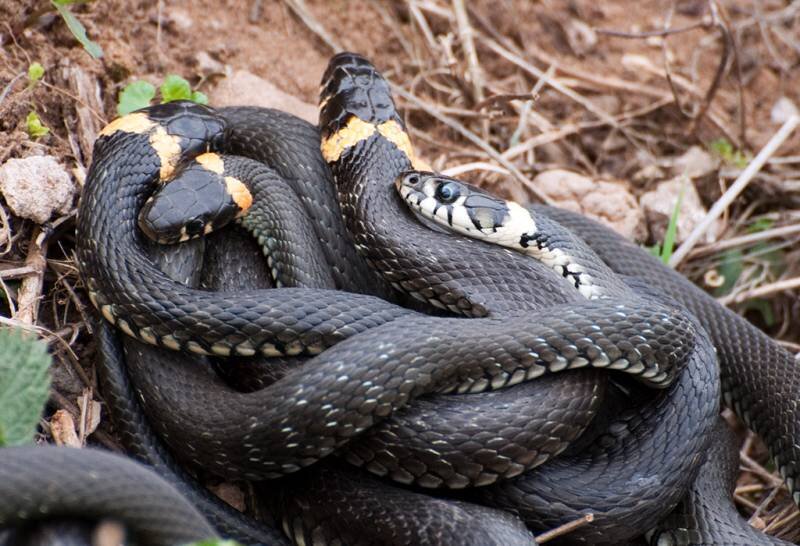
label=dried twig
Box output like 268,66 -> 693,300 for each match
0,264 -> 39,279
283,0 -> 343,53
15,228 -> 47,325
0,72 -> 23,109
441,161 -> 510,178
686,0 -> 732,136
452,0 -> 485,106
719,276 -> 800,306
535,514 -> 594,543
391,83 -> 556,205
49,390 -> 121,452
670,114 -> 800,267
502,97 -> 673,161
661,1 -> 693,117
596,20 -> 710,39
407,1 -> 440,56
689,223 -> 800,258
479,36 -> 649,157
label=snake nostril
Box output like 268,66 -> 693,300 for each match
185,218 -> 205,236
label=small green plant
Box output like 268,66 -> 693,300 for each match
0,328 -> 52,446
711,216 -> 786,326
27,62 -> 44,88
747,217 -> 774,233
50,0 -> 103,59
117,75 -> 208,115
708,138 -> 750,169
26,111 -> 50,138
712,249 -> 743,297
647,187 -> 684,266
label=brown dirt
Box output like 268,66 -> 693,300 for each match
1,0 -> 800,542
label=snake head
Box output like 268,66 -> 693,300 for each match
395,171 -> 510,234
318,52 -> 399,141
144,100 -> 227,159
139,154 -> 250,244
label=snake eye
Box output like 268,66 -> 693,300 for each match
185,217 -> 205,236
435,182 -> 460,204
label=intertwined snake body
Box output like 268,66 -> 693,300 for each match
2,52 -> 796,546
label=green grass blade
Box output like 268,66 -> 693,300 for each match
51,1 -> 104,59
660,184 -> 685,266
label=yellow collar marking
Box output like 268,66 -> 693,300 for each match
149,127 -> 183,180
196,152 -> 225,174
225,176 -> 253,215
321,117 -> 377,162
376,120 -> 414,162
99,112 -> 156,137
320,116 -> 427,169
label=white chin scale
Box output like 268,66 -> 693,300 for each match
505,203 -> 604,300
400,184 -> 604,300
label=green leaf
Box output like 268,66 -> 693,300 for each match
117,81 -> 156,115
750,241 -> 786,277
26,111 -> 50,138
742,298 -> 775,327
747,218 -> 775,233
659,185 -> 684,266
51,1 -> 104,59
708,137 -> 750,169
27,62 -> 44,86
53,0 -> 94,5
0,328 -> 52,447
160,74 -> 194,103
191,90 -> 208,105
713,249 -> 743,297
708,138 -> 733,159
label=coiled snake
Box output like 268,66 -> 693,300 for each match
2,52 -> 797,546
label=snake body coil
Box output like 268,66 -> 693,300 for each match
2,52 -> 790,545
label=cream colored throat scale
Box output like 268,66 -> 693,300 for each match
396,171 -> 605,300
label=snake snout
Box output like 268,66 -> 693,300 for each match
139,161 -> 240,244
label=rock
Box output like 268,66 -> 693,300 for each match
533,169 -> 646,241
565,19 -> 597,57
49,410 -> 81,448
209,70 -> 317,125
632,163 -> 665,184
771,96 -> 799,124
161,8 -> 193,31
670,146 -> 718,179
639,175 -> 721,244
207,482 -> 246,511
0,156 -> 75,223
195,51 -> 226,77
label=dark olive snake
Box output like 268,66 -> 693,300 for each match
1,52 -> 797,546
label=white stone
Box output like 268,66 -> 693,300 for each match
210,70 -> 317,124
771,96 -> 799,125
671,146 -> 718,179
0,155 -> 75,223
533,169 -> 647,241
639,175 -> 721,244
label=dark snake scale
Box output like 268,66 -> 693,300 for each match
1,52 -> 797,546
